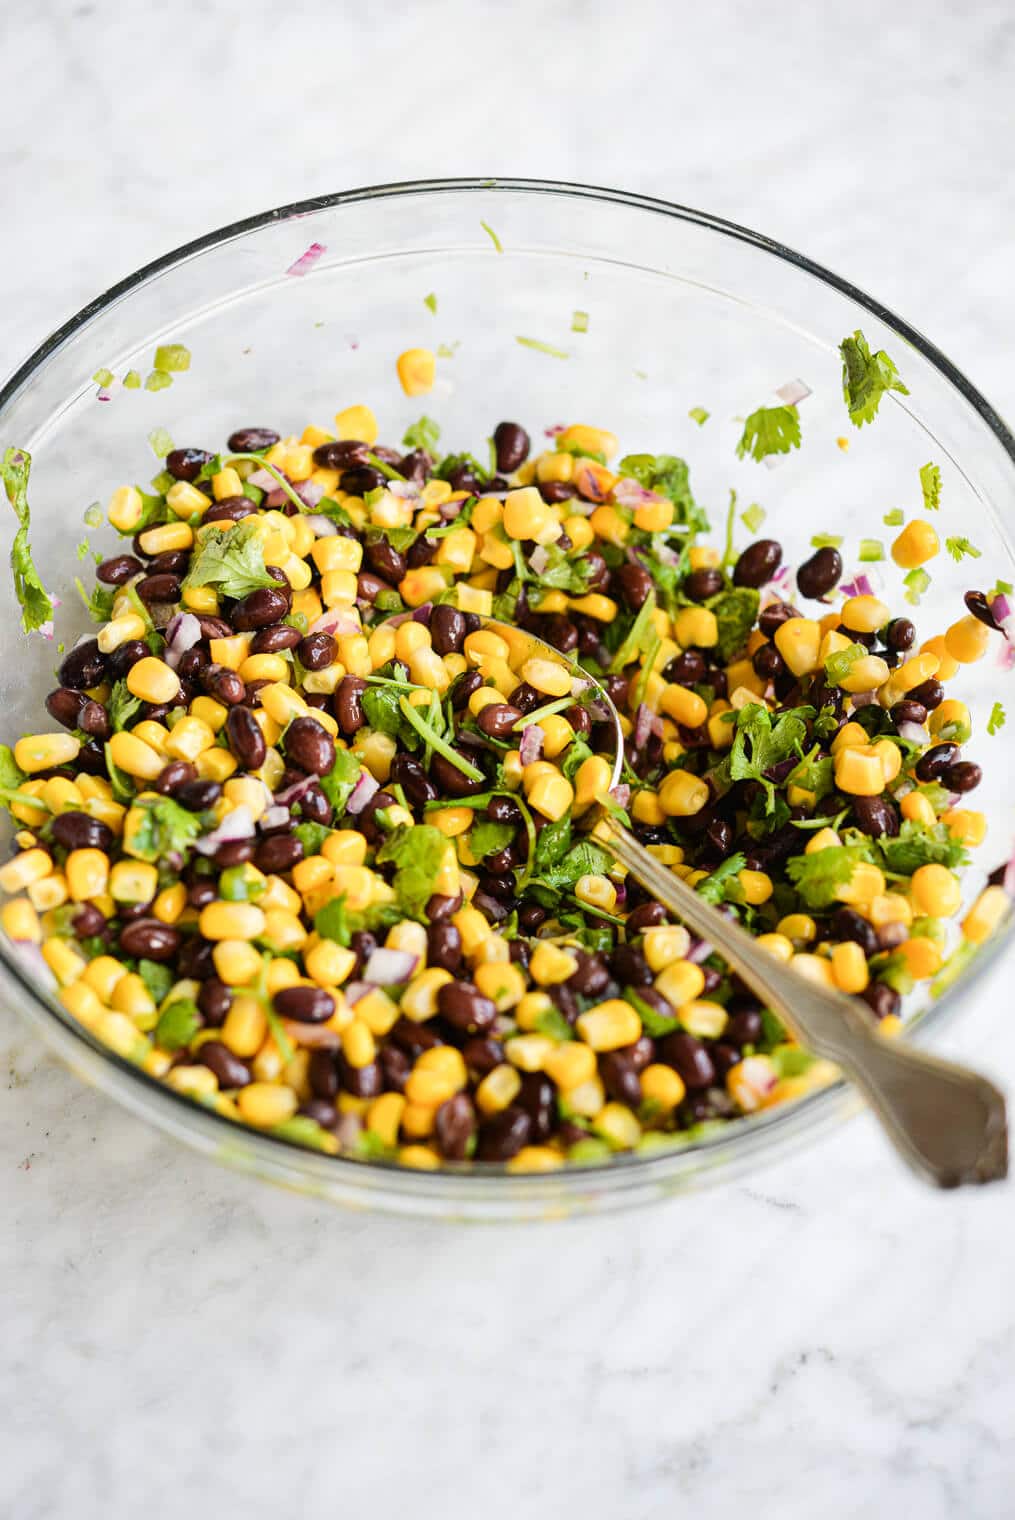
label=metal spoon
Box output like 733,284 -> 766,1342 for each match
458,615 -> 1008,1188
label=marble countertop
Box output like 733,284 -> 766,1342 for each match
3,2 -> 1015,1515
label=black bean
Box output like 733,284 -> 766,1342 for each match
199,1041 -> 251,1088
214,838 -> 256,867
907,679 -> 943,714
943,761 -> 981,793
493,421 -> 531,473
390,753 -> 438,808
549,981 -> 580,1023
664,650 -> 708,686
379,1046 -> 411,1093
310,439 -> 369,472
796,546 -> 843,600
70,903 -> 106,939
567,951 -> 611,999
752,643 -> 786,682
389,1015 -> 442,1059
136,573 -> 181,606
407,535 -> 438,569
915,742 -> 958,782
758,600 -> 800,638
297,783 -> 332,826
177,778 -> 221,811
204,497 -> 257,525
600,1051 -> 642,1106
187,881 -> 217,910
274,986 -> 335,1024
58,639 -> 105,691
863,982 -> 901,1020
627,901 -> 669,933
165,447 -> 212,482
329,674 -> 365,737
306,1050 -> 339,1101
255,833 -> 303,874
227,427 -> 279,453
430,752 -> 486,798
477,1106 -> 532,1162
355,570 -> 387,604
724,1008 -> 763,1048
364,537 -> 407,585
339,1057 -> 383,1099
426,893 -> 463,921
461,1037 -> 504,1080
96,554 -> 143,585
539,481 -> 578,504
518,904 -> 547,935
477,703 -> 523,740
851,795 -> 900,838
427,922 -> 463,973
891,700 -> 928,727
733,539 -> 782,588
884,617 -> 916,652
225,705 -> 266,770
202,666 -> 246,706
616,564 -> 654,610
437,981 -> 497,1033
829,907 -> 879,957
430,604 -> 466,655
684,567 -> 724,601
516,1072 -> 555,1143
252,624 -> 302,655
398,449 -> 433,487
44,687 -> 87,730
658,1030 -> 715,1089
50,812 -> 113,852
435,1093 -> 477,1161
232,587 -> 290,630
196,616 -> 234,641
118,919 -> 179,960
284,716 -> 335,776
297,632 -> 337,670
178,936 -> 215,980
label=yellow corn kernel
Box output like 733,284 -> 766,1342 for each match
834,745 -> 886,796
526,772 -> 574,821
64,848 -> 109,903
125,656 -> 180,706
659,683 -> 708,729
640,1063 -> 687,1113
208,633 -> 251,671
1,897 -> 41,943
836,862 -> 886,907
573,755 -> 612,815
634,496 -> 675,533
595,1102 -> 642,1150
841,654 -> 891,693
41,776 -> 83,814
805,826 -> 841,856
756,932 -> 794,962
773,617 -> 822,677
830,721 -> 870,755
41,936 -> 87,987
12,732 -> 80,775
529,942 -> 578,987
337,1018 -> 373,1070
911,863 -> 962,917
219,996 -> 266,1058
395,347 -> 436,396
941,808 -> 986,847
672,606 -> 718,651
898,936 -> 943,980
658,769 -> 709,817
568,593 -> 617,622
840,595 -> 890,634
679,999 -> 728,1038
109,971 -> 155,1019
471,960 -> 524,1012
901,790 -> 937,827
199,901 -> 266,941
0,848 -> 52,895
107,484 -> 144,532
398,1143 -> 441,1169
506,1146 -> 563,1174
543,1042 -> 595,1092
574,874 -> 618,912
830,940 -> 869,994
572,459 -> 617,504
777,913 -> 817,945
536,450 -> 574,484
60,979 -> 103,1027
920,635 -> 960,682
138,520 -> 193,556
237,652 -> 288,686
331,404 -> 377,444
162,715 -> 215,763
576,998 -> 642,1052
654,959 -> 706,1009
790,953 -> 836,989
631,790 -> 665,827
235,1082 -> 297,1128
962,885 -> 1009,945
301,938 -> 356,989
212,938 -> 262,986
366,1092 -> 406,1148
108,859 -> 159,905
107,730 -> 163,781
27,874 -> 68,912
891,520 -> 940,568
944,615 -> 991,665
78,955 -> 124,1005
641,925 -> 691,972
182,584 -> 220,615
558,424 -> 618,460
259,909 -> 307,953
565,1076 -> 606,1119
195,747 -> 238,782
475,1063 -> 522,1115
399,567 -> 450,609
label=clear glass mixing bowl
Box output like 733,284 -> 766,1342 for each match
2,179 -> 1013,1219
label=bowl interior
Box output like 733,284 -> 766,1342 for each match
2,181 -> 1013,1215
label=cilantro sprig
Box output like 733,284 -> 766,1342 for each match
839,330 -> 909,426
2,448 -> 54,633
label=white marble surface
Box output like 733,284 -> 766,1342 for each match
3,2 -> 1015,1515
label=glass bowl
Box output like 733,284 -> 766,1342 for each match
2,178 -> 1013,1219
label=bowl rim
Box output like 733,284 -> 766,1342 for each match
2,175 -> 1013,1201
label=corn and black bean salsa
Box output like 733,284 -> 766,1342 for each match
1,339 -> 1010,1171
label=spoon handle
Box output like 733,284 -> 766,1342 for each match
601,819 -> 1007,1188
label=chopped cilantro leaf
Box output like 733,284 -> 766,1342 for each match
988,702 -> 1006,736
919,461 -> 941,511
946,536 -> 981,562
709,586 -> 760,663
532,1005 -> 575,1042
2,448 -> 54,634
786,842 -> 874,909
376,824 -> 449,921
294,821 -> 333,856
75,577 -> 115,624
318,748 -> 362,815
735,405 -> 801,463
624,988 -> 679,1038
688,407 -> 710,426
435,451 -> 490,486
423,292 -> 438,315
155,998 -> 201,1051
618,453 -> 704,531
126,795 -> 203,862
108,679 -> 142,732
839,330 -> 909,426
728,703 -> 811,813
469,818 -> 515,859
740,502 -> 765,534
876,820 -> 969,875
182,519 -> 277,601
697,853 -> 748,905
402,416 -> 440,454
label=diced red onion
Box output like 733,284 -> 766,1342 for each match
282,1021 -> 340,1049
96,389 -> 111,403
611,783 -> 631,809
303,514 -> 339,538
766,565 -> 791,591
363,947 -> 418,984
991,593 -> 1011,623
388,480 -> 419,500
897,720 -> 928,743
260,805 -> 290,832
613,478 -> 665,509
570,675 -> 590,698
163,611 -> 203,670
775,378 -> 812,406
997,641 -> 1015,671
286,241 -> 327,277
194,805 -> 255,856
265,488 -> 289,508
412,603 -> 433,624
529,545 -> 550,575
342,981 -> 373,1007
587,698 -> 610,721
274,773 -> 321,807
686,938 -> 714,964
296,479 -> 325,508
613,882 -> 627,909
346,770 -> 380,815
335,1113 -> 363,1148
850,690 -> 878,709
633,703 -> 654,748
247,467 -> 282,492
36,622 -> 55,641
439,497 -> 465,521
309,608 -> 360,637
544,424 -> 565,437
519,726 -> 544,766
